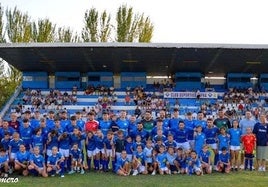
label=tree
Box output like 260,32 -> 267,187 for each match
58,27 -> 81,42
138,14 -> 154,42
99,10 -> 112,42
5,6 -> 32,42
82,8 -> 98,42
116,5 -> 153,42
32,18 -> 56,42
0,4 -> 5,43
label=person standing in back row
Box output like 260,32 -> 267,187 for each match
214,109 -> 231,129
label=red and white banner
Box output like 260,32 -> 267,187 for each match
163,92 -> 218,99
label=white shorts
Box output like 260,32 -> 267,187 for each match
105,149 -> 113,157
59,148 -> 70,157
193,166 -> 202,172
95,148 -> 105,154
10,153 -> 16,160
138,165 -> 146,173
208,143 -> 217,150
47,149 -> 52,157
188,140 -> 195,149
127,154 -> 133,162
177,142 -> 190,151
87,150 -> 96,157
160,166 -> 168,172
230,146 -> 240,151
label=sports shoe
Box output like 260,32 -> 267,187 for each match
151,170 -> 156,175
61,175 -> 65,178
51,174 -> 55,177
262,167 -> 266,172
239,164 -> 244,170
80,169 -> 85,174
68,170 -> 75,174
258,167 -> 262,172
4,173 -> 8,178
132,170 -> 139,176
56,169 -> 61,174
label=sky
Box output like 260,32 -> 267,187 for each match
1,0 -> 268,44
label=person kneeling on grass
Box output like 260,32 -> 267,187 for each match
68,143 -> 84,174
199,145 -> 212,174
186,150 -> 202,176
28,146 -> 48,177
47,146 -> 65,177
217,147 -> 231,173
15,144 -> 30,176
132,145 -> 148,176
115,150 -> 130,176
0,148 -> 9,177
152,145 -> 170,175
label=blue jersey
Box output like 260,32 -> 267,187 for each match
132,142 -> 145,152
169,117 -> 182,131
175,128 -> 188,143
219,153 -> 230,163
1,139 -> 10,151
162,118 -> 170,131
199,150 -> 211,164
69,133 -> 86,149
128,123 -> 137,139
166,152 -> 176,165
99,120 -> 112,136
229,128 -> 242,146
194,132 -> 206,155
65,124 -> 83,133
30,154 -> 45,167
60,119 -> 71,131
253,122 -> 268,146
164,140 -> 177,148
143,146 -> 153,163
9,139 -> 24,153
194,119 -> 207,130
151,127 -> 168,138
95,136 -> 104,149
125,141 -> 133,155
70,149 -> 82,159
54,126 -> 64,135
115,157 -> 129,172
86,136 -> 96,151
15,151 -> 31,163
41,126 -> 50,142
217,134 -> 229,150
46,119 -> 55,130
156,152 -> 167,168
19,126 -> 33,149
134,151 -> 146,165
184,119 -> 195,140
135,129 -> 148,142
47,135 -> 59,150
176,155 -> 186,168
59,135 -> 70,150
30,119 -> 41,130
103,137 -> 113,150
188,157 -> 201,167
0,127 -> 15,139
47,152 -> 63,165
32,135 -> 44,152
76,119 -> 85,130
117,119 -> 129,136
0,154 -> 9,164
204,127 -> 219,144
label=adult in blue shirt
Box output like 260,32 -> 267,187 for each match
117,110 -> 129,137
169,108 -> 182,132
0,120 -> 15,140
99,112 -> 112,136
19,118 -> 33,151
253,114 -> 268,172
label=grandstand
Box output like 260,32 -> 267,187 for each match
1,42 -> 268,119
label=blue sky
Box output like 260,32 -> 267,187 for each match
1,0 -> 268,44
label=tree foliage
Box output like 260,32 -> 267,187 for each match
32,19 -> 56,42
0,4 -> 5,43
58,27 -> 81,42
5,7 -> 32,42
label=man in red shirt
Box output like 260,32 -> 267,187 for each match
85,111 -> 99,133
8,112 -> 20,131
241,127 -> 256,171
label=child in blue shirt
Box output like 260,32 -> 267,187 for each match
85,131 -> 96,171
28,146 -> 48,177
115,150 -> 130,176
46,130 -> 59,157
68,143 -> 84,174
174,147 -> 187,174
194,125 -> 206,156
152,145 -> 169,175
0,147 -> 9,177
94,130 -> 105,171
103,131 -> 114,172
1,132 -> 11,152
143,140 -> 154,174
31,128 -> 45,155
15,144 -> 30,176
132,145 -> 148,175
166,146 -> 177,174
199,145 -> 212,174
229,120 -> 242,171
187,150 -> 202,176
47,146 -> 65,177
217,147 -> 231,173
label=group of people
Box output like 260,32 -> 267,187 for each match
0,106 -> 267,178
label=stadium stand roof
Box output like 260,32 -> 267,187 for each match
0,42 -> 268,75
